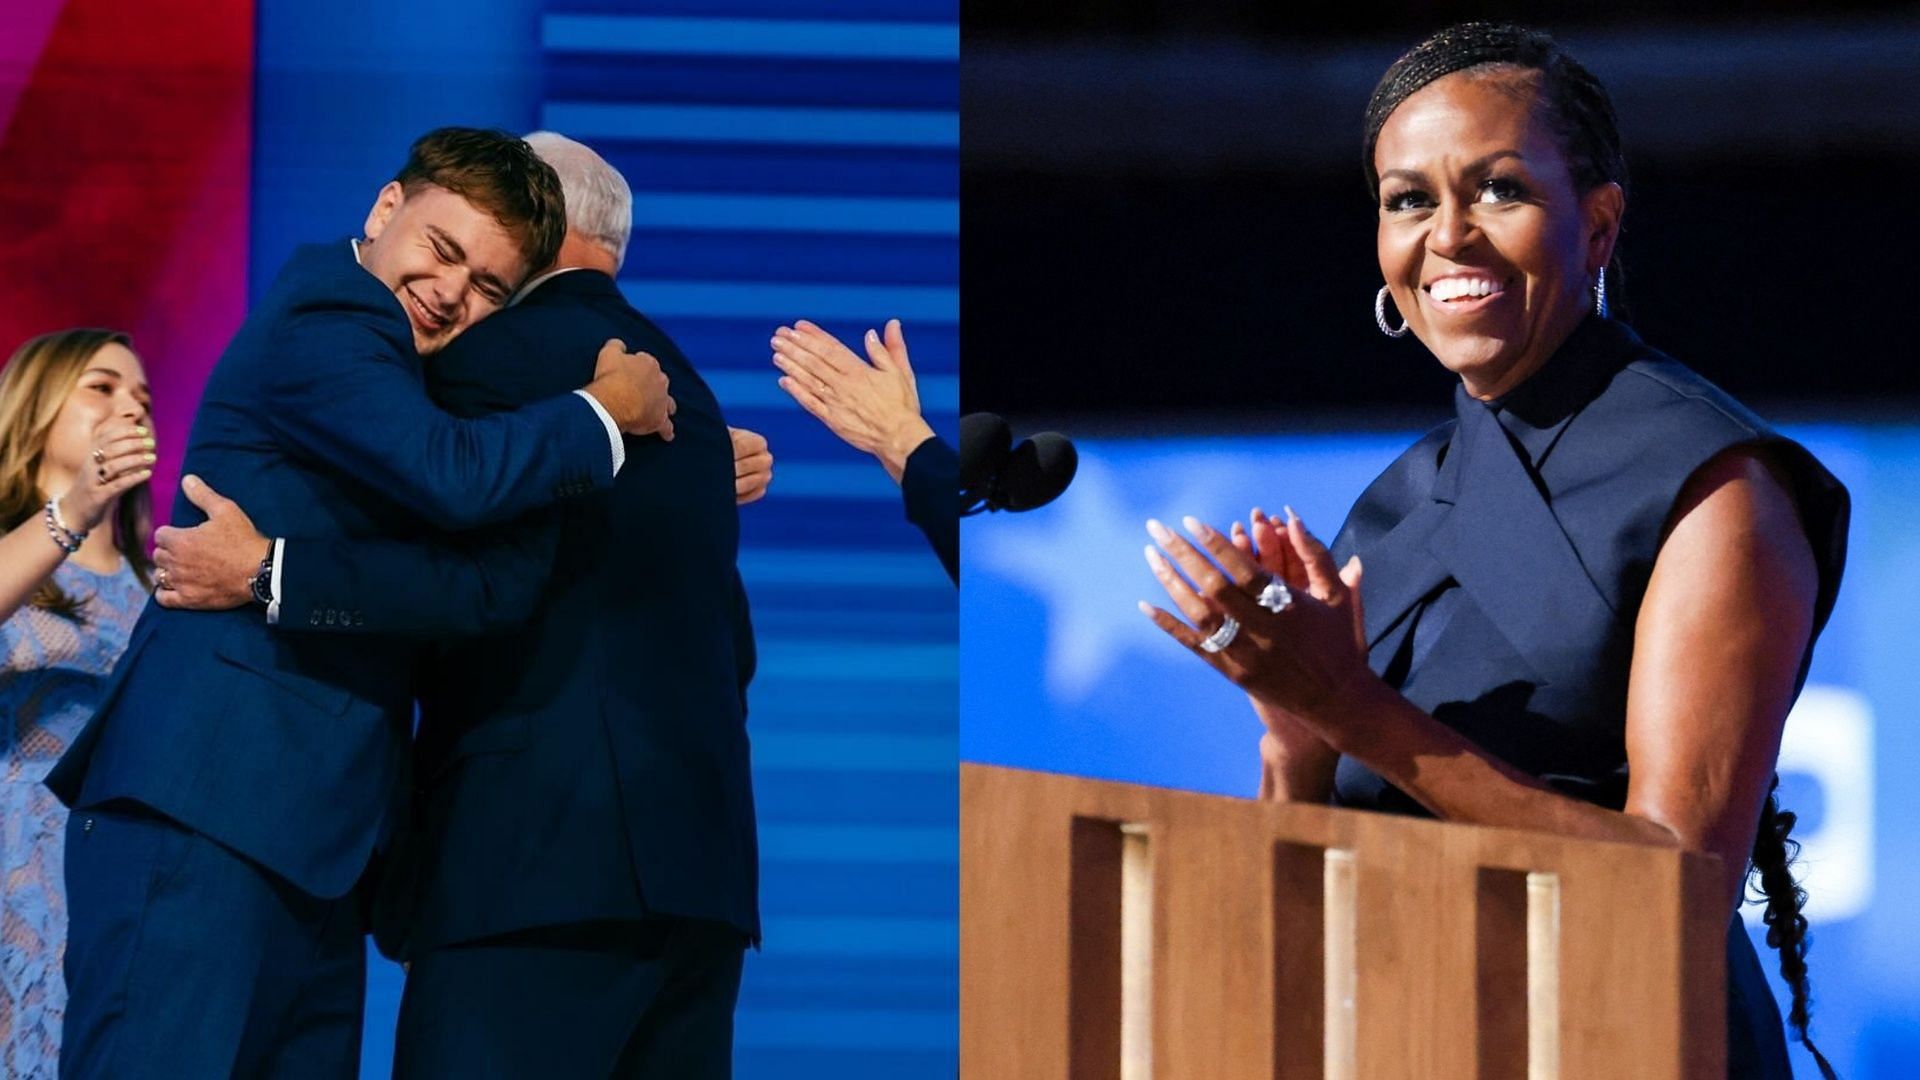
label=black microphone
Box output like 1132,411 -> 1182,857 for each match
995,432 -> 1077,511
959,412 -> 1012,508
960,411 -> 1078,514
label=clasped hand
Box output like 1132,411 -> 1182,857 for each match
153,476 -> 266,610
1139,507 -> 1373,732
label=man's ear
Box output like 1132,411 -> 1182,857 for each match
362,181 -> 405,243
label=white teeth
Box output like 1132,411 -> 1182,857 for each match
1429,277 -> 1503,302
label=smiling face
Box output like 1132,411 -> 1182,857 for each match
42,341 -> 151,484
1373,69 -> 1621,399
357,181 -> 527,355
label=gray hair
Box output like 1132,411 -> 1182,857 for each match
523,131 -> 632,269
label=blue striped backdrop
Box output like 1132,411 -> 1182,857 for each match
539,3 -> 958,1076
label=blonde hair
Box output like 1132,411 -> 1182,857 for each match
0,329 -> 154,618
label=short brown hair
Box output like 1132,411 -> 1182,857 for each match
394,127 -> 567,276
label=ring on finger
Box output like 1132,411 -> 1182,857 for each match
1199,615 -> 1240,653
91,447 -> 107,464
1256,577 -> 1294,614
96,465 -> 108,483
155,566 -> 173,590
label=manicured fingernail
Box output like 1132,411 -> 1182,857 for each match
1284,505 -> 1299,524
144,453 -> 157,463
866,328 -> 879,342
1137,600 -> 1155,616
1146,519 -> 1172,544
1230,522 -> 1245,536
1181,515 -> 1211,539
1143,544 -> 1163,569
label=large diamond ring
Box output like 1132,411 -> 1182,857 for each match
1199,616 -> 1240,653
91,447 -> 107,464
1256,578 -> 1293,613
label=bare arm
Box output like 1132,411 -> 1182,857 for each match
1303,449 -> 1814,909
0,517 -> 78,626
1146,447 -> 1816,913
0,418 -> 154,624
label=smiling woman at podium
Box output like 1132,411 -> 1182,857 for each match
1137,24 -> 1846,1080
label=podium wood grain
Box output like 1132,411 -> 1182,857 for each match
960,764 -> 1724,1079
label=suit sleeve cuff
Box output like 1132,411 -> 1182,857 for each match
574,389 -> 626,476
265,536 -> 286,626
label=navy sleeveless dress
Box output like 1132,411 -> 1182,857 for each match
1328,314 -> 1849,1078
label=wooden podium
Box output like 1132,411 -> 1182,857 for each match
961,764 -> 1726,1079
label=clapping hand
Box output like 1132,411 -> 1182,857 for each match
1138,508 -> 1372,732
771,319 -> 934,483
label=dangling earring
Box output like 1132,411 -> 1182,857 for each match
1374,286 -> 1409,338
1592,266 -> 1609,320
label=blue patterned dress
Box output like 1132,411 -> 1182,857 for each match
1,559 -> 147,1079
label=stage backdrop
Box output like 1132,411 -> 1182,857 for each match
7,1 -> 956,1076
962,419 -> 1919,1079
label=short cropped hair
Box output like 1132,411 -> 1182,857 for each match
394,127 -> 567,275
524,131 -> 633,270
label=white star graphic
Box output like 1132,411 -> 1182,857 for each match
969,455 -> 1181,700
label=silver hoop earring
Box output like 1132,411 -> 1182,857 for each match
1374,286 -> 1409,338
1593,266 -> 1609,319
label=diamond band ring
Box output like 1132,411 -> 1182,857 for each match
1200,616 -> 1240,653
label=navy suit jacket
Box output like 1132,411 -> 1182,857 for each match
275,270 -> 758,954
46,243 -> 615,899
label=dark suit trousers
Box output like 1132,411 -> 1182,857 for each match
60,804 -> 365,1079
394,918 -> 747,1080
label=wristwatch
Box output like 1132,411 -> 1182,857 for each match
249,542 -> 276,606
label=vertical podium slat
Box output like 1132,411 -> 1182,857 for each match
1351,819 -> 1481,1079
1155,818 -> 1274,1079
961,765 -> 1724,1080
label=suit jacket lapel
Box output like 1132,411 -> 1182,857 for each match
1426,400 -> 1617,689
1358,500 -> 1452,656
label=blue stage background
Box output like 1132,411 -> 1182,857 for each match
254,2 -> 957,1075
963,421 -> 1920,1079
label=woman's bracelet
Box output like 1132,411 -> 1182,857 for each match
44,497 -> 86,554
